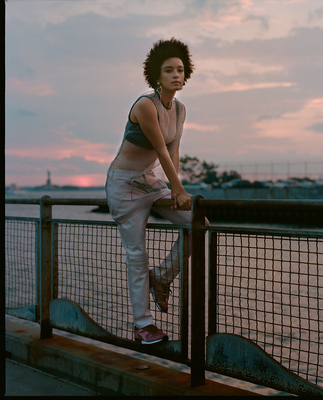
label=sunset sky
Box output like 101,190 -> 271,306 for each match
5,0 -> 323,187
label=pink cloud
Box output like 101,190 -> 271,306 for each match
187,79 -> 295,96
7,78 -> 56,96
59,137 -> 114,164
220,81 -> 295,92
184,122 -> 220,132
253,98 -> 323,155
6,135 -> 116,164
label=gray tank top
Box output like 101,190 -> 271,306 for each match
110,90 -> 185,173
124,91 -> 180,149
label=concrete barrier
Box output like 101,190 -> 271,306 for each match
5,317 -> 260,396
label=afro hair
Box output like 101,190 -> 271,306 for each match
143,37 -> 194,89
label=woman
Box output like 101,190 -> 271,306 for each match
105,38 -> 196,344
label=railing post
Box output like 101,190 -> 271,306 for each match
52,223 -> 58,300
35,220 -> 41,322
191,195 -> 206,387
40,195 -> 53,339
208,231 -> 218,336
180,227 -> 190,361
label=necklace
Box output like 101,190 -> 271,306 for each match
155,90 -> 172,110
161,101 -> 172,110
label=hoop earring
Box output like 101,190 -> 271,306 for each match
156,81 -> 163,95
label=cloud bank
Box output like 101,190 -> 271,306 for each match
5,0 -> 323,186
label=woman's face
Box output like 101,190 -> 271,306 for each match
158,57 -> 185,92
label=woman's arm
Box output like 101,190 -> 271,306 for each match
132,97 -> 192,210
171,102 -> 185,175
170,144 -> 180,174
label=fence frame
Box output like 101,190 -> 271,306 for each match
5,216 -> 40,321
47,218 -> 190,364
5,196 -> 323,393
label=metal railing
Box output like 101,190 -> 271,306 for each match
6,196 -> 190,363
5,196 -> 323,395
5,217 -> 40,318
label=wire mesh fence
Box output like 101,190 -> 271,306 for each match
5,208 -> 323,390
5,218 -> 38,309
211,230 -> 323,386
56,222 -> 132,338
54,221 -> 183,341
147,226 -> 184,341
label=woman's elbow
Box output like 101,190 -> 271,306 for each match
155,146 -> 170,160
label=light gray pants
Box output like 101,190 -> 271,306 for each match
105,168 -> 191,328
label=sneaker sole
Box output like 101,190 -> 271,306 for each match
135,337 -> 165,345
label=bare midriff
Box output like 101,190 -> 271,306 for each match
110,139 -> 157,171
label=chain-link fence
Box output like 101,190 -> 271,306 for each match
5,197 -> 323,393
54,221 -> 183,341
209,229 -> 323,387
5,217 -> 39,309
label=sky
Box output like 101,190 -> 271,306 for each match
5,0 -> 323,187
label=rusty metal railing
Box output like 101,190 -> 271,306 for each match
190,197 -> 323,395
5,196 -> 323,394
6,196 -> 190,364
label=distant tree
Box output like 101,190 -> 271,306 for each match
179,154 -> 240,186
220,170 -> 241,184
179,155 -> 219,185
200,161 -> 219,184
179,155 -> 202,184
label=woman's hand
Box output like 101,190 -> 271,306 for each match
172,190 -> 194,211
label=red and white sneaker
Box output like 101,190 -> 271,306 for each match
134,324 -> 168,344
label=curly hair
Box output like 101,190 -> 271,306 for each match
143,38 -> 194,89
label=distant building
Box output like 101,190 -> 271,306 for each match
32,170 -> 59,190
31,170 -> 78,191
46,170 -> 51,187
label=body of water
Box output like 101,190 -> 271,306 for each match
5,189 -> 111,221
5,189 -> 165,223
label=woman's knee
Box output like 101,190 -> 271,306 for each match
126,250 -> 148,267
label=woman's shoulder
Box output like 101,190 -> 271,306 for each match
133,92 -> 158,110
174,97 -> 185,109
137,90 -> 158,101
132,91 -> 185,117
129,91 -> 159,121
132,90 -> 158,108
174,97 -> 186,119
